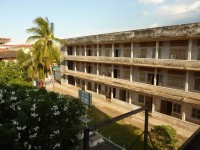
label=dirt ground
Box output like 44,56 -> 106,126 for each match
46,82 -> 198,146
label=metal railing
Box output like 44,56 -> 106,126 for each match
83,107 -> 155,150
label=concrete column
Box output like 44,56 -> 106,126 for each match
65,60 -> 68,70
84,45 -> 87,56
74,78 -> 77,86
85,81 -> 87,91
188,39 -> 192,60
181,103 -> 186,121
155,41 -> 159,59
130,66 -> 133,82
154,68 -> 157,86
185,71 -> 189,92
131,42 -> 134,58
97,44 -> 99,57
96,63 -> 99,75
65,46 -> 68,55
152,97 -> 156,112
65,75 -> 68,84
128,91 -> 132,104
84,62 -> 87,73
112,43 -> 114,57
74,46 -> 76,56
96,84 -> 99,94
111,64 -> 114,78
74,62 -> 76,71
111,87 -> 113,99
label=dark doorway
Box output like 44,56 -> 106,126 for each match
160,100 -> 172,116
67,46 -> 73,55
147,73 -> 154,85
94,83 -> 97,92
156,74 -> 163,86
87,82 -> 92,91
114,49 -> 119,57
119,90 -> 126,101
68,76 -> 75,85
86,66 -> 92,73
113,88 -> 116,98
145,96 -> 153,112
114,69 -> 120,78
67,61 -> 74,70
87,50 -> 92,56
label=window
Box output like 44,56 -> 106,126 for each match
123,69 -> 130,80
140,49 -> 147,58
138,95 -> 144,103
169,49 -> 187,60
194,79 -> 200,91
173,103 -> 181,114
124,48 -> 131,57
168,75 -> 185,88
197,49 -> 200,60
192,108 -> 200,120
139,72 -> 146,82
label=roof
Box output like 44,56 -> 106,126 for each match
65,22 -> 200,45
0,50 -> 17,59
0,38 -> 11,45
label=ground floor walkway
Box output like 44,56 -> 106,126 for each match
46,82 -> 199,143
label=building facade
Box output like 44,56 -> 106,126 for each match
60,23 -> 200,125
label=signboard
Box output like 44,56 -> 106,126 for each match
79,90 -> 92,108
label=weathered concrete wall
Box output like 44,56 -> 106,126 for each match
65,23 -> 200,45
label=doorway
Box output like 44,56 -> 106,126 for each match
147,73 -> 154,85
145,96 -> 153,112
115,49 -> 120,57
119,90 -> 126,101
160,100 -> 172,116
114,69 -> 120,78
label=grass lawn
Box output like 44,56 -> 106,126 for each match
87,106 -> 153,150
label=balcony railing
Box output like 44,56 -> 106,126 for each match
64,70 -> 200,104
63,55 -> 200,71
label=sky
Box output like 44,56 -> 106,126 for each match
0,0 -> 200,42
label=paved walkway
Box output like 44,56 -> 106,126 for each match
46,83 -> 199,142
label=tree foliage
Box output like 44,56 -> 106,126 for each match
0,61 -> 31,86
0,84 -> 86,150
150,125 -> 178,150
17,49 -> 33,81
26,17 -> 61,81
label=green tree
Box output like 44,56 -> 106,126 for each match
150,125 -> 178,150
0,61 -> 31,86
0,84 -> 86,149
17,49 -> 34,81
26,17 -> 61,81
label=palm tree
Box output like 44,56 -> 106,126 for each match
26,17 -> 61,81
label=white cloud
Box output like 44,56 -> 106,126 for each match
149,23 -> 159,28
138,0 -> 164,4
157,0 -> 200,17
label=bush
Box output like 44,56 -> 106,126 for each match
0,84 -> 86,150
150,125 -> 178,150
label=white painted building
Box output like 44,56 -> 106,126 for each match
60,23 -> 200,125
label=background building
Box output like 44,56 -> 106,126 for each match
0,39 -> 32,62
60,23 -> 200,125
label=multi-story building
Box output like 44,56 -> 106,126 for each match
60,23 -> 200,125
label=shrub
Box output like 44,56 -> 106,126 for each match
0,84 -> 86,150
150,125 -> 178,150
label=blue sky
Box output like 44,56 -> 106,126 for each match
0,0 -> 200,42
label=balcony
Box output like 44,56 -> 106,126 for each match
64,70 -> 200,104
62,55 -> 200,71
